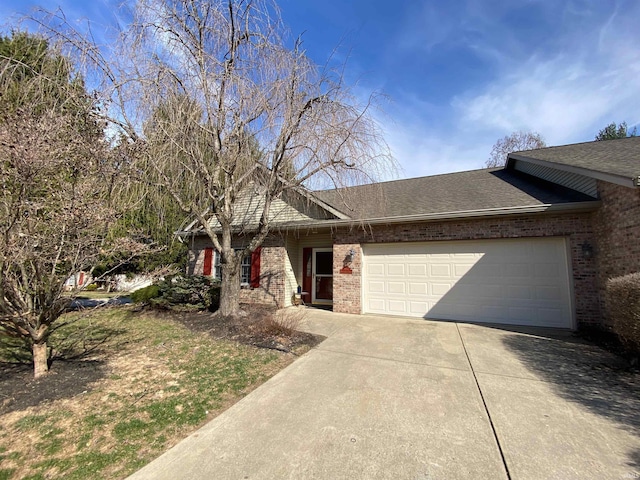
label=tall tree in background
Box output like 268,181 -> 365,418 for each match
486,131 -> 546,168
595,122 -> 637,141
0,32 -> 145,377
41,0 -> 395,317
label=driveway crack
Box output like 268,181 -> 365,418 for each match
456,323 -> 512,480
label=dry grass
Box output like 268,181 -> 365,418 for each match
0,306 -> 298,480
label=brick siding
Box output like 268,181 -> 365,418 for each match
332,212 -> 600,326
593,181 -> 640,326
188,234 -> 287,308
189,208 -> 613,328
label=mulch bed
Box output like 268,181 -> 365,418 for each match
166,304 -> 325,353
577,326 -> 639,368
0,359 -> 106,415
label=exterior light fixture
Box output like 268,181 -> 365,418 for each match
581,242 -> 594,259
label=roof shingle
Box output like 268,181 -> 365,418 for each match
313,168 -> 594,220
509,136 -> 640,180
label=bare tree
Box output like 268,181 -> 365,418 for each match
39,0 -> 394,317
0,32 -> 148,377
486,131 -> 546,168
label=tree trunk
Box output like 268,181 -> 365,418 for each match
33,342 -> 49,378
218,260 -> 242,317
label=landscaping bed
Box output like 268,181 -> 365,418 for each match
0,306 -> 322,480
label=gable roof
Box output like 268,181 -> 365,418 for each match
507,136 -> 640,188
182,138 -> 624,235
313,168 -> 597,222
181,179 -> 349,234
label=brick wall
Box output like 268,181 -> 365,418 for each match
332,212 -> 600,326
239,242 -> 287,307
593,181 -> 640,326
188,234 -> 287,308
332,243 -> 362,314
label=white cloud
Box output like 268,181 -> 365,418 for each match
453,49 -> 640,146
452,0 -> 640,145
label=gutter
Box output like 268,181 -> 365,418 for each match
176,200 -> 601,236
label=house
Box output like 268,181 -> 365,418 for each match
183,136 -> 640,330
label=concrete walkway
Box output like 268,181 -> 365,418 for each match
129,309 -> 640,479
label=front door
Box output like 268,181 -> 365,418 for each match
312,248 -> 333,305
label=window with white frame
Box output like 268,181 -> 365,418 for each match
213,250 -> 221,280
212,249 -> 251,285
240,253 -> 251,285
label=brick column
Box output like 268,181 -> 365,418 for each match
332,242 -> 362,314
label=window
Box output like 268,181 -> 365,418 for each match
240,253 -> 251,285
214,250 -> 221,280
205,248 -> 260,288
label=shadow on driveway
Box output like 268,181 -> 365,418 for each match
502,332 -> 640,470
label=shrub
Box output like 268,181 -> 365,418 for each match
149,275 -> 220,311
606,273 -> 640,353
85,283 -> 98,291
255,308 -> 306,337
130,284 -> 161,303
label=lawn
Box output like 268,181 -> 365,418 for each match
0,306 -> 314,479
71,291 -> 127,300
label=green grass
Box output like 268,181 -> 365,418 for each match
70,291 -> 127,300
0,307 -> 291,480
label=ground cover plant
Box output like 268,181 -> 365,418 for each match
0,305 -> 320,479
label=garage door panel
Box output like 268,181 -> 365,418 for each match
368,263 -> 385,275
368,298 -> 385,310
431,283 -> 452,295
387,264 -> 405,276
535,263 -> 559,277
387,282 -> 406,294
430,264 -> 451,277
536,286 -> 561,301
507,285 -> 533,300
409,283 -> 427,295
410,301 -> 429,314
408,264 -> 427,276
508,306 -> 537,322
504,263 -> 531,277
388,300 -> 407,313
454,264 -> 474,276
363,238 -> 573,329
368,281 -> 385,293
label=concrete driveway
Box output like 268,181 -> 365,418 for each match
129,309 -> 640,480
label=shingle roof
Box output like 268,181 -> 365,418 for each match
509,136 -> 640,181
313,168 -> 594,220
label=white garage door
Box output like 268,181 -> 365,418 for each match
362,238 -> 573,328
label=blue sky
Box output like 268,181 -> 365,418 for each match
2,0 -> 639,179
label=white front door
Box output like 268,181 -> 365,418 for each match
312,248 -> 333,305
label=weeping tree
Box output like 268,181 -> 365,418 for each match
40,0 -> 394,317
0,32 -> 151,377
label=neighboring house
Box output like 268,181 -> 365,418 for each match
64,271 -> 92,291
182,137 -> 640,330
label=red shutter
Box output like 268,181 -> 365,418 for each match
302,247 -> 312,301
203,248 -> 213,276
250,247 -> 262,288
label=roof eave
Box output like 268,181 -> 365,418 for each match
302,201 -> 601,228
507,153 -> 639,188
178,201 -> 601,235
